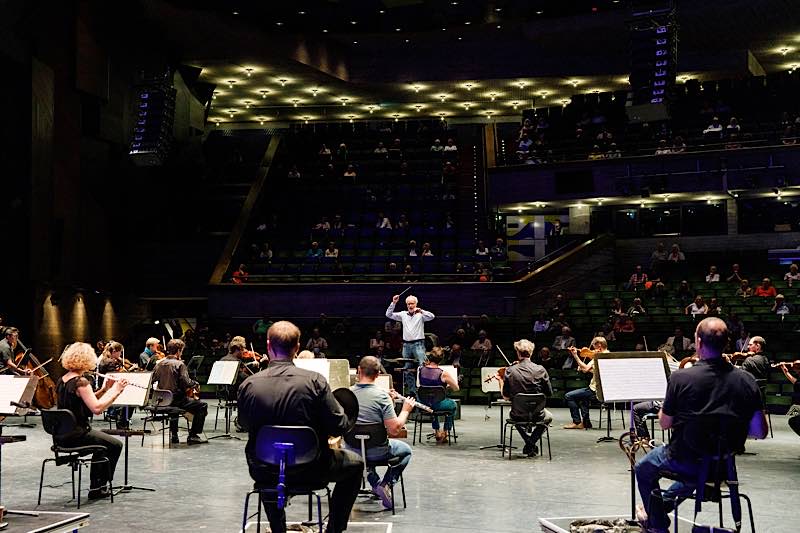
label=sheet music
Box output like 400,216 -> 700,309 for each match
109,372 -> 152,407
480,367 -> 502,393
596,358 -> 668,402
0,376 -> 32,415
294,358 -> 329,381
376,374 -> 393,391
293,358 -> 350,390
208,360 -> 240,385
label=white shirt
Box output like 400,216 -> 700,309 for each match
443,145 -> 458,152
705,273 -> 720,282
385,302 -> 435,341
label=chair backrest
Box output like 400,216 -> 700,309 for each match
417,385 -> 446,406
343,422 -> 389,451
41,409 -> 78,437
149,388 -> 173,408
510,393 -> 547,422
255,425 -> 320,467
679,414 -> 748,458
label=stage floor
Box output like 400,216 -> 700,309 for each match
1,405 -> 798,532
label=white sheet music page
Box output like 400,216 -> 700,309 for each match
208,360 -> 240,385
0,376 -> 30,414
109,372 -> 152,407
597,358 -> 668,402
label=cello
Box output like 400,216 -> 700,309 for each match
15,348 -> 57,409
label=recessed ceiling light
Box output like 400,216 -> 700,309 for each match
232,11 -> 239,15
245,68 -> 253,77
276,21 -> 284,26
536,10 -> 543,15
322,29 -> 328,33
451,1 -> 458,4
352,40 -> 358,44
441,27 -> 447,31
495,7 -> 502,12
457,36 -> 462,40
350,20 -> 357,25
298,11 -> 305,15
404,39 -> 410,43
496,25 -> 502,29
379,10 -> 385,14
464,21 -> 471,25
395,27 -> 401,31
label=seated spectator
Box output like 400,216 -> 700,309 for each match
549,293 -> 569,317
588,145 -> 604,160
726,263 -> 745,283
376,212 -> 392,229
476,263 -> 492,282
369,330 -> 385,353
705,265 -> 720,283
259,243 -> 273,263
627,297 -> 646,316
549,313 -> 570,333
318,144 -> 332,161
232,263 -> 248,284
401,264 -> 415,282
772,294 -> 791,316
532,313 -> 551,334
676,279 -> 693,307
442,160 -> 457,177
443,138 -> 458,154
685,295 -> 708,317
407,240 -> 418,257
753,277 -> 777,298
396,213 -> 409,230
305,327 -> 328,357
430,138 -> 444,153
306,241 -> 323,260
336,143 -> 348,161
725,132 -> 742,150
707,297 -> 722,316
606,143 -> 622,158
552,326 -> 576,351
287,164 -> 301,179
388,138 -> 403,159
614,315 -> 636,334
626,265 -> 648,290
649,242 -> 667,276
781,125 -> 797,145
470,330 -> 493,359
549,219 -> 564,236
533,346 -> 557,370
490,238 -> 506,258
596,127 -> 613,144
331,214 -> 343,230
313,217 -> 331,232
610,297 -> 626,317
399,161 -> 409,177
654,139 -> 671,155
784,263 -> 800,287
421,242 -> 434,257
671,136 -> 686,153
703,116 -> 723,136
475,240 -> 490,256
386,262 -> 400,281
374,142 -> 388,155
726,117 -> 741,135
324,242 -> 339,259
343,164 -> 357,178
517,133 -> 533,159
518,118 -> 533,140
667,243 -> 685,262
663,327 -> 693,354
736,279 -> 753,299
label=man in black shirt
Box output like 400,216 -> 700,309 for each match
0,327 -> 30,375
497,339 -> 553,457
738,335 -> 770,380
152,339 -> 208,445
238,321 -> 362,533
635,318 -> 767,533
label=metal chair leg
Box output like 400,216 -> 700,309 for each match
38,460 -> 47,505
400,472 -> 407,509
77,461 -> 82,509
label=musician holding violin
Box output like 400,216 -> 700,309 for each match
774,360 -> 800,437
138,337 -> 161,368
151,339 -> 208,445
97,341 -> 135,429
495,339 -> 553,457
58,342 -> 129,500
731,335 -> 770,380
563,336 -> 609,430
237,321 -> 363,533
0,327 -> 31,375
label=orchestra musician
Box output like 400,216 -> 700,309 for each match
57,342 -> 129,500
139,337 -> 161,368
0,327 -> 32,375
563,336 -> 609,429
418,346 -> 459,443
221,336 -> 258,387
151,339 -> 208,445
776,361 -> 800,437
97,341 -> 133,429
495,339 -> 553,457
734,335 -> 770,380
347,355 -> 415,509
237,321 -> 362,533
634,318 -> 767,533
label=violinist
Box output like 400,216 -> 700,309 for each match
496,339 -> 553,456
563,336 -> 609,429
776,361 -> 800,437
58,342 -> 128,500
151,339 -> 208,445
735,335 -> 770,380
220,336 -> 255,397
418,346 -> 459,443
97,341 -> 133,429
0,327 -> 31,375
139,337 -> 160,368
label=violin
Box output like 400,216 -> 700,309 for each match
484,362 -> 517,383
679,355 -> 699,369
577,347 -> 600,360
724,351 -> 755,364
185,383 -> 201,400
772,360 -> 800,372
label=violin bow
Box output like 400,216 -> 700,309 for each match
496,346 -> 512,366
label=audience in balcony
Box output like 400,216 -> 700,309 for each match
736,279 -> 753,299
726,117 -> 741,135
753,277 -> 777,298
470,330 -> 493,362
313,217 -> 331,233
443,138 -> 458,154
685,295 -> 708,317
305,327 -> 328,357
552,326 -> 576,351
490,238 -> 506,259
663,326 -> 693,354
627,297 -> 647,316
606,143 -> 622,158
287,165 -> 301,179
476,263 -> 492,282
374,142 -> 388,155
533,313 -> 551,335
442,160 -> 457,178
549,294 -> 569,317
610,298 -> 626,318
376,212 -> 392,229
259,243 -> 273,263
475,240 -> 489,256
705,265 -> 720,283
306,241 -> 323,260
549,313 -> 570,334
407,240 -> 418,257
671,136 -> 687,153
388,138 -> 403,160
588,145 -> 604,160
396,213 -> 409,230
343,164 -> 357,178
401,264 -> 415,282
772,294 -> 791,315
336,143 -> 348,162
703,116 -> 724,137
318,144 -> 332,162
430,138 -> 444,153
726,263 -> 745,283
781,126 -> 797,145
707,297 -> 722,316
232,263 -> 249,284
784,263 -> 800,286
654,139 -> 671,155
324,242 -> 339,259
421,242 -> 434,257
667,243 -> 685,263
626,265 -> 648,290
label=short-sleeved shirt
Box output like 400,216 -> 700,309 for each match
661,358 -> 761,459
349,383 -> 394,459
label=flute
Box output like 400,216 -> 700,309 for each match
394,393 -> 434,413
89,372 -> 149,390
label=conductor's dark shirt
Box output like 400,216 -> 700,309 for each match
502,358 -> 552,418
661,357 -> 761,459
237,359 -> 351,480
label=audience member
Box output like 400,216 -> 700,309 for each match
549,293 -> 569,317
705,265 -> 720,283
490,238 -> 506,258
388,138 -> 403,160
306,241 -> 323,260
343,164 -> 357,178
676,280 -> 693,307
533,346 -> 558,370
649,242 -> 667,275
667,243 -> 685,262
736,279 -> 753,299
726,263 -> 745,283
430,139 -> 444,153
552,326 -> 576,351
671,136 -> 686,153
654,139 -> 671,155
324,242 -> 339,259
287,165 -> 301,179
376,212 -> 392,229
784,263 -> 800,287
374,142 -> 388,155
259,243 -> 273,263
606,143 -> 622,158
232,263 -> 249,284
707,297 -> 722,316
703,116 -> 723,136
336,143 -> 348,161
627,297 -> 646,316
533,313 -> 551,335
685,295 -> 708,317
772,294 -> 791,316
726,117 -> 741,135
318,144 -> 332,162
369,330 -> 385,353
305,328 -> 328,357
396,213 -> 409,230
663,327 -> 693,354
475,240 -> 489,256
588,145 -> 604,160
753,277 -> 777,298
627,265 -> 648,290
610,298 -> 626,317
443,138 -> 458,154
421,242 -> 434,257
407,240 -> 418,257
549,313 -> 570,333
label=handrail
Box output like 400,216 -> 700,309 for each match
209,135 -> 281,285
516,233 -> 613,284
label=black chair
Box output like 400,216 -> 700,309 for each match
502,393 -> 551,460
214,385 -> 238,431
38,409 -> 114,509
139,388 -> 186,447
343,422 -> 406,515
643,412 -> 669,443
412,385 -> 458,445
754,379 -> 773,438
654,415 -> 756,533
242,425 -> 331,533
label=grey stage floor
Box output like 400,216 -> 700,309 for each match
1,405 -> 798,533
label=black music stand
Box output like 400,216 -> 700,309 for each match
207,360 -> 240,440
186,355 -> 205,381
593,351 -> 669,521
102,372 -> 156,495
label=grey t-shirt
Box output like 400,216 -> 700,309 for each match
349,383 -> 394,459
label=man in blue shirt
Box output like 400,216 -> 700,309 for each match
385,294 -> 435,396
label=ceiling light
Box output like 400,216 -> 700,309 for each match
413,85 -> 421,93
495,7 -> 502,11
536,10 -> 543,15
457,36 -> 462,41
244,100 -> 251,108
405,39 -> 410,43
511,101 -> 520,109
298,11 -> 305,15
227,80 -> 236,88
496,25 -> 502,29
276,22 -> 284,26
259,120 -> 264,125
439,94 -> 447,102
560,98 -> 570,106
780,47 -> 790,55
352,40 -> 358,44
395,27 -> 401,32
379,10 -> 385,14
415,104 -> 422,112
489,92 -> 497,101
464,21 -> 471,25
517,81 -> 527,89
341,97 -> 349,106
260,90 -> 268,98
279,79 -> 287,86
245,68 -> 253,77
322,29 -> 328,33
292,99 -> 299,107
368,105 -> 376,113
570,80 -> 580,87
228,109 -> 236,118
311,88 -> 319,97
348,115 -> 355,123
441,27 -> 447,31
350,20 -> 357,25
232,11 -> 239,15
393,114 -> 400,122
465,83 -> 473,90
463,102 -> 471,110
539,91 -> 549,98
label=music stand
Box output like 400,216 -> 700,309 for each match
207,360 -> 241,440
478,367 -> 507,451
593,351 -> 669,521
0,376 -> 36,506
186,355 -> 205,381
102,372 -> 156,495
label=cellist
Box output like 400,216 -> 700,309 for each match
0,327 -> 31,375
